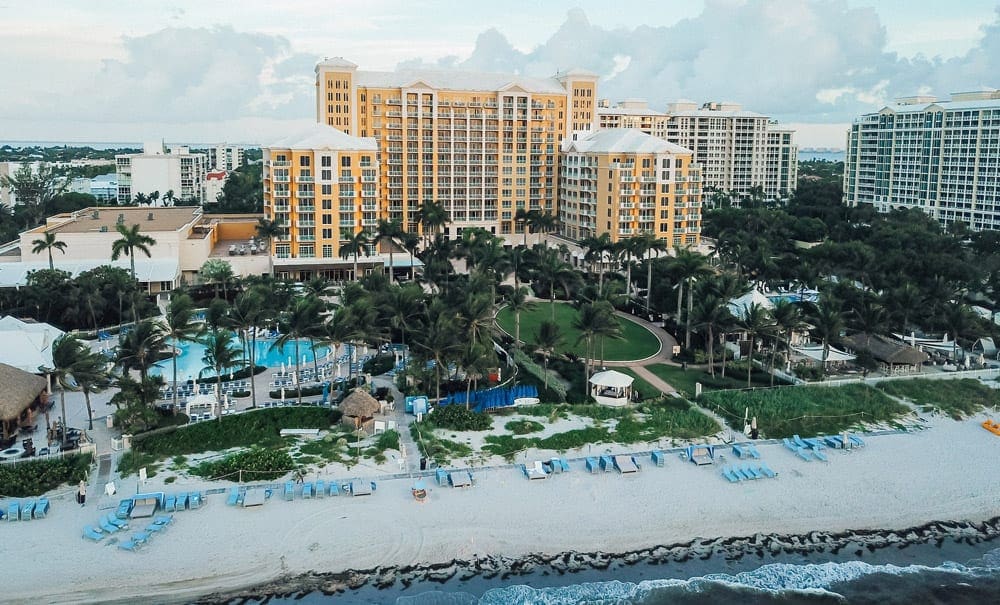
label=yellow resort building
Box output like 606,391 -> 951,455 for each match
314,57 -> 598,240
262,124 -> 399,280
559,129 -> 702,247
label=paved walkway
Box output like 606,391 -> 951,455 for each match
601,311 -> 678,367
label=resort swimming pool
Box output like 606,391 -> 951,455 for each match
150,338 -> 331,380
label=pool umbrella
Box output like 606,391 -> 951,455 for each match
280,387 -> 285,401
281,362 -> 286,375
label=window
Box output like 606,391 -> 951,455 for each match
321,184 -> 332,195
322,199 -> 332,210
341,156 -> 352,167
321,170 -> 332,180
299,156 -> 311,167
321,228 -> 333,239
322,214 -> 332,225
321,156 -> 332,167
322,245 -> 333,258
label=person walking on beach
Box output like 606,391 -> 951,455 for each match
77,480 -> 87,506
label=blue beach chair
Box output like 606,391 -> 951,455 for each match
164,494 -> 176,512
99,516 -> 119,533
585,457 -> 599,473
651,450 -> 665,467
329,482 -> 340,496
812,448 -> 829,462
599,455 -> 614,472
315,480 -> 326,498
6,502 -> 17,522
743,464 -> 762,479
20,500 -> 35,520
176,492 -> 189,510
118,539 -> 141,552
83,526 -> 104,541
284,482 -> 294,500
227,487 -> 240,506
302,482 -> 314,499
116,498 -> 133,519
721,466 -> 739,483
758,463 -> 777,478
849,434 -> 865,447
106,514 -> 128,530
189,492 -> 203,509
793,435 -> 809,449
34,497 -> 50,519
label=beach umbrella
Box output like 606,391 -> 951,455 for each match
281,362 -> 286,374
287,356 -> 291,366
303,355 -> 307,366
292,372 -> 298,386
751,416 -> 757,430
336,363 -> 342,378
326,350 -> 332,361
280,387 -> 285,401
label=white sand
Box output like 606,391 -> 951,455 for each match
6,415 -> 1000,604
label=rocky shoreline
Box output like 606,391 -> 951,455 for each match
198,516 -> 1000,603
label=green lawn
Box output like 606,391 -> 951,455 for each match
615,367 -> 662,401
700,384 -> 910,439
646,363 -> 782,398
496,302 -> 660,361
876,378 -> 1000,419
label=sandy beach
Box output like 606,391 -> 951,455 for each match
3,413 -> 1000,604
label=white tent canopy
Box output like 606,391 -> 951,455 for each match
727,290 -> 775,320
589,370 -> 634,388
0,315 -> 65,373
792,344 -> 856,363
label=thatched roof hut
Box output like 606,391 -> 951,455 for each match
340,389 -> 380,418
843,333 -> 929,374
0,362 -> 48,440
339,389 -> 380,435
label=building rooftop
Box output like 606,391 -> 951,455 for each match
563,128 -> 693,155
668,108 -> 768,119
598,106 -> 667,117
882,97 -> 1000,114
354,68 -> 569,95
37,206 -> 202,235
267,123 -> 378,151
0,258 -> 180,288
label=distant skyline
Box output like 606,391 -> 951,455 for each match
2,0 -> 998,147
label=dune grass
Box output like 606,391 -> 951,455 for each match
482,400 -> 718,460
496,302 -> 660,361
876,378 -> 1000,419
700,384 -> 910,439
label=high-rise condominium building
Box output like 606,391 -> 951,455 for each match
843,90 -> 1000,231
560,129 -> 701,246
597,100 -> 798,202
262,124 -> 384,279
314,57 -> 598,240
116,142 -> 207,204
206,145 -> 245,171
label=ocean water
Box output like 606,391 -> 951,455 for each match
799,151 -> 844,163
243,538 -> 1000,604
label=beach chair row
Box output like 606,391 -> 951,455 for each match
115,492 -> 202,519
721,463 -> 777,483
83,513 -> 173,551
4,497 -> 50,521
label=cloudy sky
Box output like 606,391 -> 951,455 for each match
2,0 -> 998,147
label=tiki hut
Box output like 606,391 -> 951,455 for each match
339,389 -> 381,435
0,363 -> 48,445
843,333 -> 929,375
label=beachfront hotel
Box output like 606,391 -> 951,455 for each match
597,100 -> 798,203
843,90 -> 1000,231
314,57 -> 598,240
559,129 -> 702,246
261,124 -> 403,280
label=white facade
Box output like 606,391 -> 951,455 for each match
597,100 -> 798,202
844,90 -> 1000,231
206,145 -> 245,171
116,142 -> 207,205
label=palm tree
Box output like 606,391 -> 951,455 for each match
770,299 -> 805,385
414,300 -> 463,403
941,302 -> 973,362
201,329 -> 243,420
459,342 -> 496,411
227,290 -> 264,408
534,319 -> 564,393
417,199 -> 449,245
31,232 -> 67,270
809,298 -> 846,372
73,350 -> 112,430
888,283 -> 923,333
274,296 -> 323,404
739,302 -> 774,387
533,248 -> 577,320
45,335 -> 89,445
164,293 -> 203,413
163,189 -> 176,207
851,296 -> 888,348
401,231 -> 422,280
506,286 -> 536,350
574,302 -> 602,383
580,233 -> 612,296
637,234 -> 668,315
463,292 -> 496,350
531,211 -> 558,247
672,247 -> 711,348
376,219 -> 403,283
690,294 -> 729,377
111,223 -> 157,281
256,217 -> 282,277
340,229 -> 370,281
592,300 -> 623,370
116,319 -> 167,381
514,208 -> 536,247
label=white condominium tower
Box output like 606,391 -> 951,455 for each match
598,100 -> 798,203
844,90 -> 1000,231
